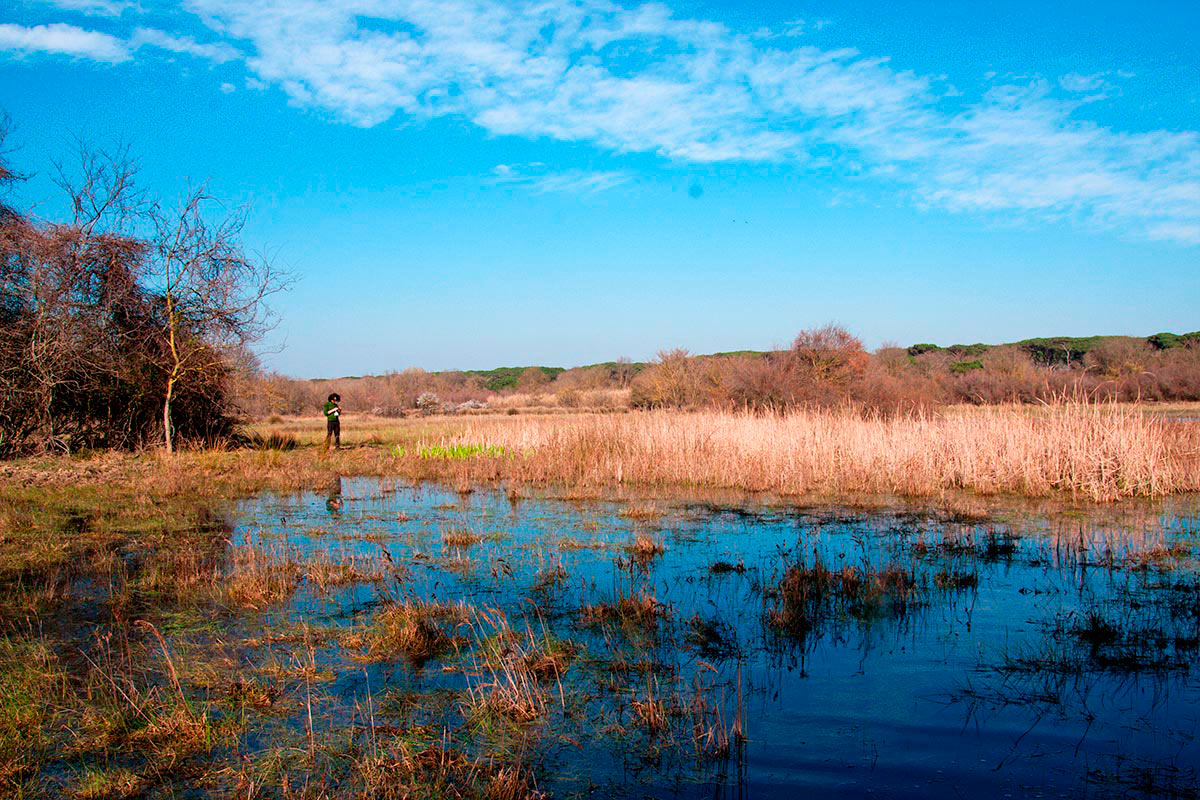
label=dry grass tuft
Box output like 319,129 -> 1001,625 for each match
350,600 -> 466,665
1123,542 -> 1192,570
303,551 -> 388,591
767,558 -> 919,639
72,766 -> 146,799
557,537 -> 604,551
933,569 -> 979,590
619,503 -> 660,520
624,534 -> 665,562
442,528 -> 485,548
224,537 -> 301,609
353,741 -> 546,800
462,608 -> 572,724
630,678 -> 671,734
582,591 -> 668,631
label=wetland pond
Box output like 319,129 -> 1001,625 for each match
231,478 -> 1200,798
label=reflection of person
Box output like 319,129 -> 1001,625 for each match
326,475 -> 343,513
323,392 -> 342,451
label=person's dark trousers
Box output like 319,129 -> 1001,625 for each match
326,417 -> 341,449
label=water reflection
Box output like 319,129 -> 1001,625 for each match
325,475 -> 343,514
232,480 -> 1200,798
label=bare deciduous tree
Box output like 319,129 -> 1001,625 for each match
149,186 -> 288,452
0,118 -> 286,456
791,324 -> 868,387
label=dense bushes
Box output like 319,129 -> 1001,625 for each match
240,326 -> 1200,420
0,119 -> 272,456
627,327 -> 1200,413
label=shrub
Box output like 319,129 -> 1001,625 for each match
556,388 -> 582,408
1148,331 -> 1200,350
791,324 -> 868,387
515,366 -> 551,392
416,392 -> 440,416
1085,339 -> 1150,378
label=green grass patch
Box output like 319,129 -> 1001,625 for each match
950,359 -> 984,374
417,444 -> 506,460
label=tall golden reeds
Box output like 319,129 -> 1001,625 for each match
441,401 -> 1199,502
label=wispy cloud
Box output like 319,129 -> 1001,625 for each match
1058,72 -> 1108,93
0,21 -> 129,61
26,0 -> 135,18
0,20 -> 239,64
130,27 -> 239,62
16,0 -> 1200,244
491,163 -> 631,193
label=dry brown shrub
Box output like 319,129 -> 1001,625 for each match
791,323 -> 869,387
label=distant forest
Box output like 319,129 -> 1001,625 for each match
244,328 -> 1200,418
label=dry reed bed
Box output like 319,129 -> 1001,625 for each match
3,403 -> 1196,507
444,404 -> 1200,502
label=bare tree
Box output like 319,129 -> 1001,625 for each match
1,136 -> 146,451
0,119 -> 289,456
149,186 -> 288,452
612,356 -> 635,388
516,366 -> 550,392
791,324 -> 868,387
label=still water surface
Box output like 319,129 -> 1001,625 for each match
235,478 -> 1200,798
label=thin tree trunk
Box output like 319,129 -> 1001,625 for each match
163,377 -> 174,454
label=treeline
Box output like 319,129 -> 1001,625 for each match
243,326 -> 1200,418
0,117 -> 282,456
245,359 -> 643,417
628,327 -> 1200,411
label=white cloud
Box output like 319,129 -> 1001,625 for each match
219,81 -> 234,92
490,163 -> 631,193
0,21 -> 239,65
26,0 -> 135,18
0,21 -> 129,61
130,27 -> 239,62
16,0 -> 1200,244
1058,72 -> 1107,93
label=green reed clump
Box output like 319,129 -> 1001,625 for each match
418,444 -> 506,460
766,555 -> 919,640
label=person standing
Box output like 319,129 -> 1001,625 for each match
323,392 -> 342,451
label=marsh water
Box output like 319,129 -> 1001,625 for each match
234,478 -> 1200,798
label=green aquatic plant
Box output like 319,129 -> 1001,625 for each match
766,556 -> 919,641
418,443 -> 507,460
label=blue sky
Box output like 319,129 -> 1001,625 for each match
1,0 -> 1198,378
